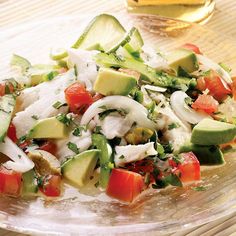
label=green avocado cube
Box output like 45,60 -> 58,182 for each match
167,48 -> 199,75
94,68 -> 137,96
191,119 -> 236,145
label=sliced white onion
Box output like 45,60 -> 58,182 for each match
197,54 -> 232,84
143,84 -> 167,93
81,96 -> 156,130
170,91 -> 210,124
0,137 -> 34,173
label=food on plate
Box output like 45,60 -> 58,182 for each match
0,14 -> 235,202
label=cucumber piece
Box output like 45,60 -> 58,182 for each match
92,134 -> 113,188
22,169 -> 38,196
108,27 -> 143,53
72,14 -> 126,52
0,95 -> 16,142
179,142 -> 225,165
50,48 -> 68,60
10,54 -> 31,73
61,150 -> 100,188
95,53 -> 196,89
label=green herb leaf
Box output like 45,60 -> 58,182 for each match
191,186 -> 207,191
31,115 -> 39,120
72,125 -> 87,137
52,101 -> 67,109
56,113 -> 73,126
67,142 -> 80,154
165,173 -> 183,187
168,122 -> 180,130
99,108 -> 127,120
94,126 -> 102,133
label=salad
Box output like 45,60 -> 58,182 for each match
0,14 -> 236,203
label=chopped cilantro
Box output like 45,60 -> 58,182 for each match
56,113 -> 72,126
99,108 -> 127,120
219,62 -> 231,73
67,142 -> 80,154
191,186 -> 207,191
94,126 -> 102,133
52,101 -> 67,109
119,155 -> 125,159
165,173 -> 183,187
31,115 -> 39,120
184,97 -> 193,107
72,125 -> 87,137
172,155 -> 184,165
168,122 -> 180,130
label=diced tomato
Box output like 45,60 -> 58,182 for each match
0,166 -> 22,196
7,123 -> 17,143
198,70 -> 232,101
192,94 -> 219,114
126,159 -> 154,174
64,82 -> 93,114
196,77 -> 206,91
38,141 -> 57,156
106,169 -> 144,202
181,43 -> 202,54
0,83 -> 15,96
169,152 -> 200,183
39,175 -> 61,197
18,140 -> 32,152
231,77 -> 236,100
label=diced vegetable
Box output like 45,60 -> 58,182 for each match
39,175 -> 61,197
0,166 -> 22,197
169,152 -> 200,183
7,123 -> 17,143
65,82 -> 93,114
192,94 -> 219,114
22,169 -> 38,196
181,43 -> 202,54
106,168 -> 144,202
92,134 -> 113,188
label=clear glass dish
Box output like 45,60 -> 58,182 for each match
0,14 -> 236,235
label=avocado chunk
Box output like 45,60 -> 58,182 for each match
22,169 -> 38,196
61,149 -> 99,188
0,95 -> 16,142
28,117 -> 69,139
191,119 -> 236,145
94,68 -> 137,96
167,48 -> 199,75
28,150 -> 61,175
179,142 -> 225,165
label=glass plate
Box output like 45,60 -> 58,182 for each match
0,14 -> 236,235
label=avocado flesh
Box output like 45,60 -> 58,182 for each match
191,119 -> 236,145
179,142 -> 225,165
61,150 -> 99,188
28,117 -> 69,139
94,68 -> 137,96
167,48 -> 199,75
22,169 -> 38,196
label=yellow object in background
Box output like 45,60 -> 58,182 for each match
135,0 -> 206,6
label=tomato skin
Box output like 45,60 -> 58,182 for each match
0,166 -> 22,196
192,94 -> 219,114
38,141 -> 57,156
0,83 -> 15,97
106,169 -> 144,202
64,82 -> 93,114
169,152 -> 200,183
7,123 -> 18,143
181,43 -> 202,54
198,71 -> 232,101
39,175 -> 61,197
231,77 -> 236,100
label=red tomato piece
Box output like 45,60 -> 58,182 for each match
0,83 -> 15,97
39,175 -> 61,197
92,93 -> 103,103
0,166 -> 22,196
169,152 -> 200,183
231,77 -> 236,100
7,123 -> 18,143
181,43 -> 202,54
203,71 -> 231,101
191,94 -> 219,114
64,82 -> 93,114
38,141 -> 57,156
196,77 -> 206,91
106,169 -> 144,202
